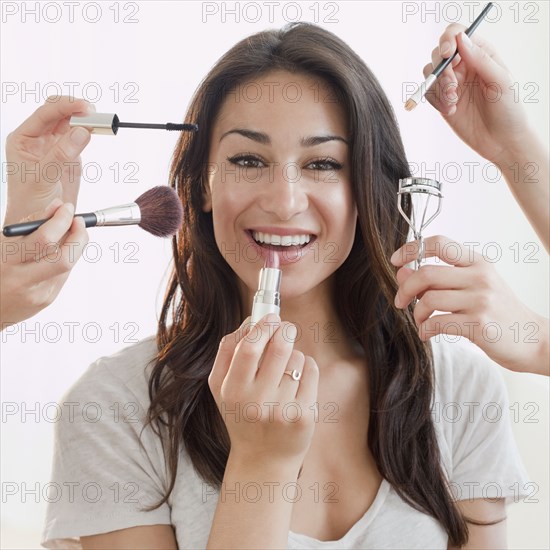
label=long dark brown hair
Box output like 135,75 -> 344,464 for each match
145,22 -> 472,545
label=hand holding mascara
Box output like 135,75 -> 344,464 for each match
69,113 -> 198,135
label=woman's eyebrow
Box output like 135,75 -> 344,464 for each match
219,128 -> 348,146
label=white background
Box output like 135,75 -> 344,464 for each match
1,1 -> 548,547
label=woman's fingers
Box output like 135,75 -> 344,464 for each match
13,96 -> 95,138
256,321 -> 296,387
438,22 -> 467,58
276,349 -> 305,398
391,236 -> 485,309
391,236 -> 480,268
24,216 -> 89,285
395,265 -> 467,309
208,316 -> 254,400
412,289 -> 474,326
295,355 -> 319,404
456,31 -> 512,86
3,201 -> 75,264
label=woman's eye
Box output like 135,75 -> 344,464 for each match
226,155 -> 343,171
227,155 -> 264,168
308,158 -> 343,171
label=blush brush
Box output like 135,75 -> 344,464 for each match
3,186 -> 183,238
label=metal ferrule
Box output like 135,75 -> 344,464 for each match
69,113 -> 119,135
253,267 -> 281,307
94,203 -> 141,226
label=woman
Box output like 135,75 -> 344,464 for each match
41,22 -> 533,548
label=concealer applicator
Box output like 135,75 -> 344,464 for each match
404,2 -> 494,111
3,186 -> 183,238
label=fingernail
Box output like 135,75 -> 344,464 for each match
394,294 -> 402,308
286,324 -> 298,342
70,127 -> 89,145
266,313 -> 280,324
64,203 -> 75,216
461,32 -> 472,49
439,41 -> 451,57
390,250 -> 399,265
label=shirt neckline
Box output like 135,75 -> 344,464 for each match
288,478 -> 391,546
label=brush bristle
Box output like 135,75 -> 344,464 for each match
135,186 -> 183,237
404,98 -> 417,112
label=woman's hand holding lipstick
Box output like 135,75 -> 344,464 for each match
206,314 -> 319,549
208,314 -> 319,467
391,235 -> 549,376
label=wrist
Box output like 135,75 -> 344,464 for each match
492,130 -> 545,173
226,451 -> 302,480
532,315 -> 550,377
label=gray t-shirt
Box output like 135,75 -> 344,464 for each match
41,336 -> 531,549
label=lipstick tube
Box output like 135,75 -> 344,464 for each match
250,262 -> 281,325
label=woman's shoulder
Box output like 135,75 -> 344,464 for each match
61,336 -> 159,408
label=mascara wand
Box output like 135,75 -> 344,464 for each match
69,113 -> 198,135
3,186 -> 183,238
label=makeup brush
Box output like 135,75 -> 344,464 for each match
69,113 -> 198,135
2,186 -> 183,238
404,2 -> 494,111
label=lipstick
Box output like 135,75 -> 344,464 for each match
250,251 -> 282,325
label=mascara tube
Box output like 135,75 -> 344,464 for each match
250,254 -> 281,325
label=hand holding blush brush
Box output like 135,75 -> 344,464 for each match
2,186 -> 183,238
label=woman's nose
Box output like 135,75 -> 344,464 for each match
258,163 -> 309,221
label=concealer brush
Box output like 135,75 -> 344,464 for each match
404,2 -> 494,111
2,186 -> 183,238
69,113 -> 198,135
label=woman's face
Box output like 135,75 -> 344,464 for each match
204,69 -> 357,301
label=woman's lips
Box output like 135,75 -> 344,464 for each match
244,230 -> 317,266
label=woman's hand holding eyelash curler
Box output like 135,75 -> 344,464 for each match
208,314 -> 320,469
391,235 -> 549,376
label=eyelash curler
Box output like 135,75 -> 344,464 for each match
397,177 -> 444,270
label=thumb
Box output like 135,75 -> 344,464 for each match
457,32 -> 509,85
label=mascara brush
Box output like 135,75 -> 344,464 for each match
69,113 -> 198,135
404,2 -> 494,112
3,186 -> 183,238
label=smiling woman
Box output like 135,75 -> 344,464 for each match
40,21 -> 531,549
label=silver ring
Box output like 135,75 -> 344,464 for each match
284,369 -> 302,382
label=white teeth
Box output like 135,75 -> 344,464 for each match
252,231 -> 312,246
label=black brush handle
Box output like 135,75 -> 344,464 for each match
3,213 -> 97,237
432,2 -> 493,78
